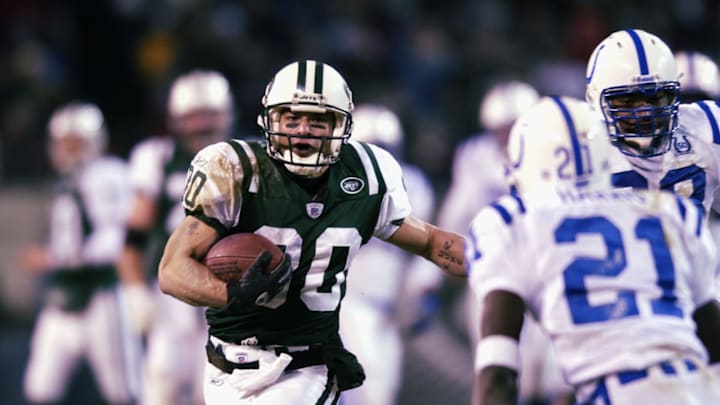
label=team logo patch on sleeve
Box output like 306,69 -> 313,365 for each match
340,177 -> 365,194
673,135 -> 692,154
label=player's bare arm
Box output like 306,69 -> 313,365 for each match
117,193 -> 157,284
158,215 -> 226,307
473,290 -> 525,405
386,215 -> 466,277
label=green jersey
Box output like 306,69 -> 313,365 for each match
183,140 -> 411,345
128,136 -> 195,277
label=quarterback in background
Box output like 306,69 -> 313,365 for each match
339,103 -> 441,405
467,95 -> 720,404
158,59 -> 466,404
117,70 -> 235,405
20,102 -> 134,404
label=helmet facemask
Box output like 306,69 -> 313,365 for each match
259,60 -> 354,178
261,105 -> 351,178
600,82 -> 679,158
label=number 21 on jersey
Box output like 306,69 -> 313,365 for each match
555,216 -> 682,325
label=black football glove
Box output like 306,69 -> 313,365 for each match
226,251 -> 292,308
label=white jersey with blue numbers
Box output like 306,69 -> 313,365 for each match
610,101 -> 720,215
467,188 -> 717,385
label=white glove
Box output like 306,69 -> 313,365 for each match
229,351 -> 293,398
122,284 -> 157,335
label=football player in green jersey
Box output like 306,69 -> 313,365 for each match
158,60 -> 467,404
118,70 -> 235,405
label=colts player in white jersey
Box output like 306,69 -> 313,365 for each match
117,70 -> 235,405
439,81 -> 572,403
438,80 -> 539,235
339,103 -> 439,405
20,102 -> 134,404
585,29 -> 720,218
674,50 -> 720,290
674,50 -> 720,103
467,95 -> 720,405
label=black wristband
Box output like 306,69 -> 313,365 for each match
125,228 -> 150,249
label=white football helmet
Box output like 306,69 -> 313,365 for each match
258,60 -> 354,178
507,96 -> 610,194
480,80 -> 539,132
48,102 -> 108,174
167,69 -> 234,154
585,29 -> 680,158
674,50 -> 720,102
350,103 -> 403,157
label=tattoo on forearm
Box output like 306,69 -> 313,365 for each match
437,239 -> 463,269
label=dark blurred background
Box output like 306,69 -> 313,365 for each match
1,1 -> 719,404
2,0 -> 718,185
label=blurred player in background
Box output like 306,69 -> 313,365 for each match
339,103 -> 441,405
468,95 -> 720,405
673,50 -> 720,284
438,80 -> 539,236
585,29 -> 720,217
438,81 -> 571,404
20,102 -> 134,404
117,69 -> 235,405
674,50 -> 720,103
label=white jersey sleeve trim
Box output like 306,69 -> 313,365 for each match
351,142 -> 412,239
349,141 -> 379,195
234,140 -> 260,193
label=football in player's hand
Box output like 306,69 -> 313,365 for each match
203,233 -> 284,282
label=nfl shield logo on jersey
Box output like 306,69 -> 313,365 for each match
306,202 -> 324,219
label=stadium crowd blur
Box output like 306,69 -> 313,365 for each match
2,0 -> 719,185
2,0 -> 720,403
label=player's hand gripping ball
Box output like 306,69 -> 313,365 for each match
204,233 -> 284,282
204,233 -> 292,307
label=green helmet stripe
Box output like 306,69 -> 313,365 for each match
314,61 -> 324,94
297,60 -> 307,92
